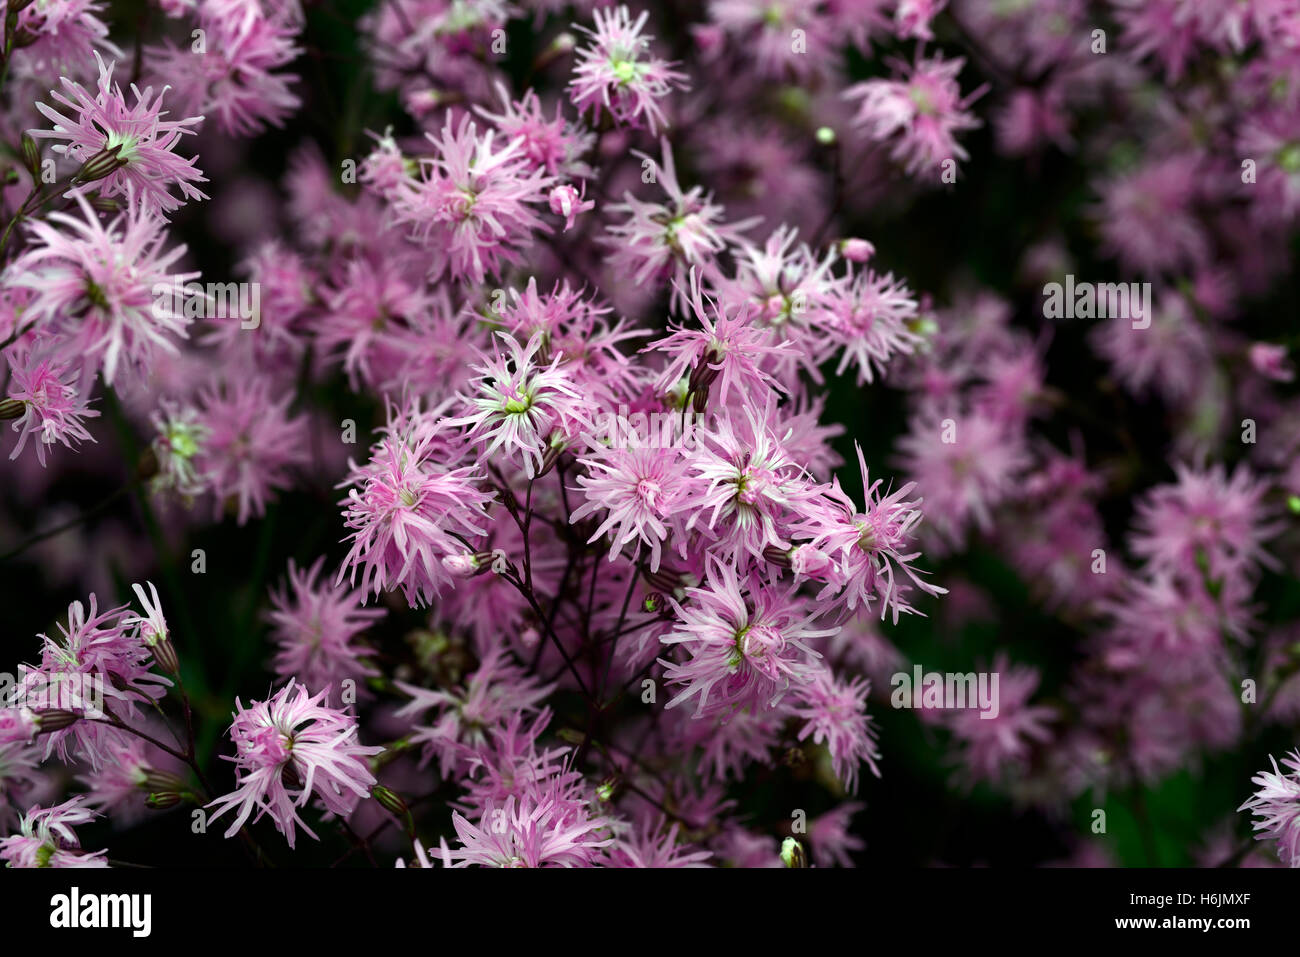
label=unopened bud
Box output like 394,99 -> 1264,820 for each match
687,354 -> 720,393
839,238 -> 875,263
763,546 -> 792,569
72,146 -> 128,184
536,437 -> 565,478
20,132 -> 40,179
442,552 -> 486,578
147,634 -> 180,676
790,544 -> 834,578
33,709 -> 80,733
372,785 -> 416,837
692,388 -> 710,414
595,775 -> 621,803
906,315 -> 939,338
781,836 -> 807,868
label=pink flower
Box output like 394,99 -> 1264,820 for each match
395,114 -> 553,284
605,819 -> 712,867
844,50 -> 986,179
33,594 -> 171,769
808,802 -> 866,868
339,405 -> 494,607
945,655 -> 1054,786
791,667 -> 881,793
894,0 -> 947,40
195,377 -> 309,525
1129,463 -> 1281,585
549,184 -> 595,231
571,444 -> 691,572
78,735 -> 184,825
450,331 -> 592,478
839,238 -> 875,263
1250,342 -> 1295,382
826,265 -> 923,385
146,7 -> 301,136
206,680 -> 383,849
32,51 -> 207,214
605,140 -> 757,299
2,0 -> 120,78
712,226 -> 838,379
568,5 -> 689,135
648,268 -> 787,411
448,789 -> 614,868
266,558 -> 384,695
801,444 -> 945,622
1092,155 -> 1208,276
8,193 -> 195,385
395,645 -> 553,779
680,409 -> 810,565
709,0 -> 836,82
0,797 -> 108,868
894,409 -> 1031,552
659,559 -> 832,718
477,83 -> 596,180
1238,750 -> 1300,867
147,400 -> 209,499
4,351 -> 99,466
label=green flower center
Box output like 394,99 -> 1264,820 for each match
611,59 -> 639,85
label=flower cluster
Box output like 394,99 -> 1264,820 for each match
2,0 -> 1299,874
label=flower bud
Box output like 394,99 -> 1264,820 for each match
536,436 -> 566,478
33,709 -> 81,733
781,836 -> 807,868
790,544 -> 834,579
763,546 -> 792,569
20,132 -> 40,179
372,785 -> 416,837
0,398 -> 26,420
1249,342 -> 1294,383
595,775 -> 621,803
687,354 -> 720,393
441,553 -> 481,578
72,146 -> 128,184
839,238 -> 875,263
146,632 -> 180,676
